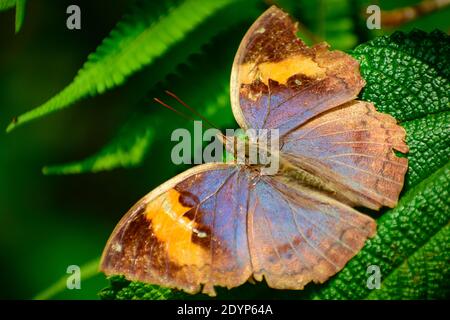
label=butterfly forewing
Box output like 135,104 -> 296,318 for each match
100,163 -> 253,296
230,6 -> 364,136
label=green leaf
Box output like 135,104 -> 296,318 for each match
0,0 -> 16,11
6,0 -> 244,132
98,30 -> 450,299
367,223 -> 450,300
351,30 -> 449,122
402,112 -> 449,189
34,257 -> 100,300
311,161 -> 450,299
0,0 -> 27,33
99,275 -> 187,300
42,113 -> 156,174
15,0 -> 26,33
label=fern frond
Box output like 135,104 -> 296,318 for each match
42,114 -> 155,174
0,0 -> 27,32
15,0 -> 26,33
42,22 -> 248,175
6,0 -> 244,132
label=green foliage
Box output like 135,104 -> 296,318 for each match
42,114 -> 156,174
14,0 -> 25,33
0,0 -> 27,32
352,30 -> 449,122
99,275 -> 187,300
42,23 -> 244,175
33,257 -> 100,300
401,112 -> 449,189
367,224 -> 450,300
0,0 -> 16,11
99,30 -> 450,300
6,0 -> 251,132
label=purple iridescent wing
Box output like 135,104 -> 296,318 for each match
230,6 -> 364,136
281,101 -> 409,210
100,163 -> 252,296
248,174 -> 376,289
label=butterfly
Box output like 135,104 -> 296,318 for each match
100,6 -> 408,296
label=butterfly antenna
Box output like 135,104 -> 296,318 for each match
156,92 -> 233,149
164,90 -> 235,148
164,90 -> 219,130
153,98 -> 196,122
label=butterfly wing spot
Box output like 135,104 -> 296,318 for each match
255,27 -> 266,34
111,243 -> 122,253
178,190 -> 200,208
195,230 -> 208,238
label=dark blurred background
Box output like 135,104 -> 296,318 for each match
0,0 -> 147,299
0,0 -> 449,299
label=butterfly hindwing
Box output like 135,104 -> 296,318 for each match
247,174 -> 376,289
281,100 -> 409,210
230,5 -> 364,136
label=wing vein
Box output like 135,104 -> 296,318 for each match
326,159 -> 403,186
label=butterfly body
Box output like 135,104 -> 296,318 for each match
100,6 -> 408,296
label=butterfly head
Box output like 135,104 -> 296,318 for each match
220,129 -> 280,175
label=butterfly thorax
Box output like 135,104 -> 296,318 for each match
224,134 -> 336,195
228,136 -> 337,195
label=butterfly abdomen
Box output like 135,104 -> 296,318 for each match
280,160 -> 336,195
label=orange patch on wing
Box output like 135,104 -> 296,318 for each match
239,55 -> 326,86
145,189 -> 208,267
